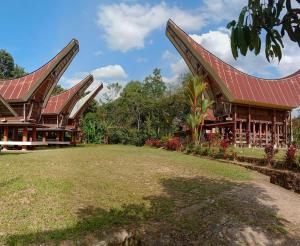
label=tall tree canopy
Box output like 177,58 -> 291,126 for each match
228,0 -> 300,61
81,68 -> 189,145
51,84 -> 66,95
0,49 -> 26,79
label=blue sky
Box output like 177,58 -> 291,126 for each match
1,0 -> 299,93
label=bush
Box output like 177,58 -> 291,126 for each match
145,138 -> 162,148
164,137 -> 181,151
264,144 -> 278,166
227,146 -> 237,160
193,145 -> 202,155
285,144 -> 297,170
184,143 -> 195,154
218,139 -> 230,159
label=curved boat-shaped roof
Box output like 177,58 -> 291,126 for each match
69,83 -> 103,119
43,75 -> 94,115
0,39 -> 79,102
166,20 -> 300,110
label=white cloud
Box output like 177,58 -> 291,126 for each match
161,50 -> 177,61
60,64 -> 128,101
202,0 -> 246,23
91,65 -> 127,80
163,58 -> 189,85
189,29 -> 300,78
97,2 -> 204,51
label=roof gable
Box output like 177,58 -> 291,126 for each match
69,83 -> 103,119
43,75 -> 94,115
166,19 -> 300,109
0,39 -> 79,102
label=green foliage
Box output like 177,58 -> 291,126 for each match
11,64 -> 27,78
0,49 -> 14,78
51,84 -> 66,95
184,75 -> 213,145
82,112 -> 104,143
228,0 -> 300,61
0,49 -> 26,79
81,69 -> 189,145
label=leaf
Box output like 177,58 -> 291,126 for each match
286,0 -> 292,11
255,37 -> 261,55
226,20 -> 236,29
265,32 -> 271,62
230,28 -> 239,59
239,7 -> 248,26
238,26 -> 248,56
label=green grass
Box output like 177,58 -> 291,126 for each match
0,145 -> 296,245
234,147 -> 287,160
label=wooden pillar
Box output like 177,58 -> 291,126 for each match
22,127 -> 28,151
271,111 -> 276,145
265,123 -> 268,145
247,107 -> 251,147
239,121 -> 243,146
12,127 -> 18,141
31,127 -> 37,142
277,124 -> 280,147
259,122 -> 262,147
290,111 -> 293,143
253,122 -> 256,146
62,131 -> 65,142
71,132 -> 76,146
42,131 -> 47,143
56,132 -> 61,142
284,113 -> 288,146
233,105 -> 237,146
3,126 -> 9,151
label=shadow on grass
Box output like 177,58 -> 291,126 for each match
5,176 -> 299,245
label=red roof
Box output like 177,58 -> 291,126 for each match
42,75 -> 93,115
0,39 -> 79,102
167,20 -> 300,109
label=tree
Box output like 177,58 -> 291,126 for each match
184,75 -> 213,145
51,84 -> 66,95
143,68 -> 166,98
228,0 -> 300,61
0,49 -> 27,79
11,64 -> 26,78
0,49 -> 14,79
102,82 -> 122,102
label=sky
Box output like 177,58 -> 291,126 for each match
1,0 -> 300,101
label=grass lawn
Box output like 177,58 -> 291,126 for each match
0,145 -> 297,245
234,147 -> 287,160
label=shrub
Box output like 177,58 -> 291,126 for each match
218,139 -> 230,159
285,144 -> 297,170
201,147 -> 210,156
205,132 -> 215,148
184,143 -> 195,154
227,146 -> 237,160
164,137 -> 181,151
146,139 -> 162,148
264,144 -> 278,166
193,145 -> 202,155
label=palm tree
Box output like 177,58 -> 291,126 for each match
184,75 -> 213,145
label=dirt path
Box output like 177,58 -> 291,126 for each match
250,173 -> 300,236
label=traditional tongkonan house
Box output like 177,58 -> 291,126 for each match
0,39 -> 79,150
166,19 -> 300,147
67,84 -> 103,144
39,75 -> 94,145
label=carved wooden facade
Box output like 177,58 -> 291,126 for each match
166,20 -> 297,147
0,39 -> 79,150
